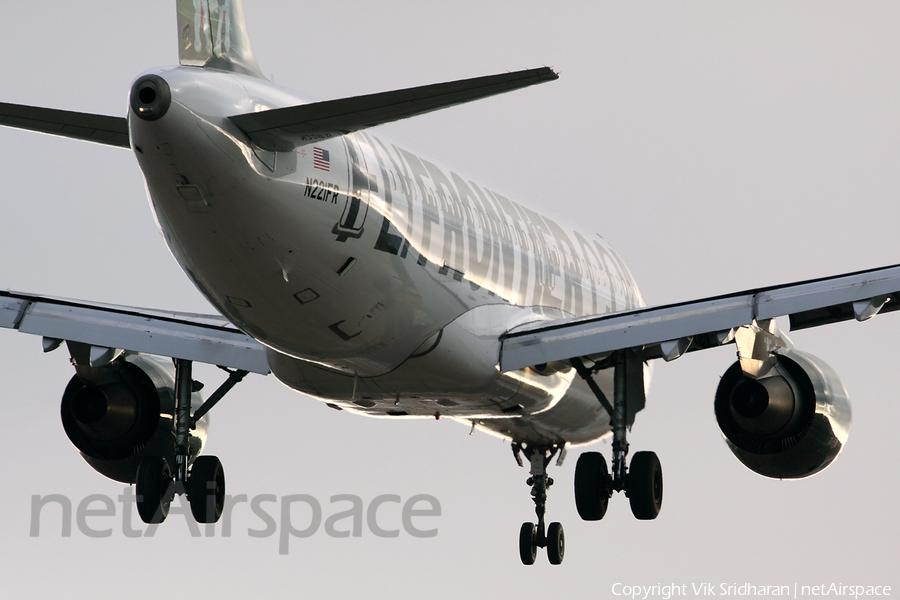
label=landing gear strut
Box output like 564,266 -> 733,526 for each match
572,351 -> 663,521
513,442 -> 566,565
135,360 -> 247,524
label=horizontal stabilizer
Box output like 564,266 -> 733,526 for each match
228,67 -> 559,151
0,102 -> 129,148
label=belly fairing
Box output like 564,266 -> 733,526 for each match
268,304 -> 575,417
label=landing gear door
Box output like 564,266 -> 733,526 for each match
333,135 -> 374,242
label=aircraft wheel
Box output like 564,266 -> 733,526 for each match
628,451 -> 663,520
188,455 -> 225,523
136,456 -> 173,524
547,522 -> 565,565
574,452 -> 610,521
519,522 -> 537,565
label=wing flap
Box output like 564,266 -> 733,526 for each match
755,266 -> 900,328
0,102 -> 129,148
500,264 -> 900,372
228,67 -> 558,151
0,291 -> 268,374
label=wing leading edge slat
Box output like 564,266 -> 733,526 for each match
499,264 -> 900,372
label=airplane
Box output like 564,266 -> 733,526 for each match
1,0 -> 897,567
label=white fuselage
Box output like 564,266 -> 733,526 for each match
129,66 -> 645,445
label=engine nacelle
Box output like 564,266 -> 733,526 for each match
714,348 -> 851,479
60,355 -> 207,483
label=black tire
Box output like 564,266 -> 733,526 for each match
627,451 -> 663,520
547,522 -> 565,565
188,455 -> 225,523
136,456 -> 172,524
574,452 -> 610,521
519,522 -> 537,565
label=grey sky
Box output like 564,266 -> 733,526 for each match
1,1 -> 898,597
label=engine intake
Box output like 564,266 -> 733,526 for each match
714,348 -> 851,479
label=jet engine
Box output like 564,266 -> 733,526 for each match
714,348 -> 850,479
60,355 -> 207,483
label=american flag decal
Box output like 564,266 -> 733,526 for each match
313,147 -> 330,171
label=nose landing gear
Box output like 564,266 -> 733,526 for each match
513,442 -> 566,565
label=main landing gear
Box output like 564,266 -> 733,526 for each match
574,449 -> 662,522
572,351 -> 663,522
135,359 -> 247,524
513,350 -> 663,566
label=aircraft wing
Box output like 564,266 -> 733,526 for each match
0,290 -> 269,374
500,264 -> 900,372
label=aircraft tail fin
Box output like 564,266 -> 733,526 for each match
177,0 -> 264,78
